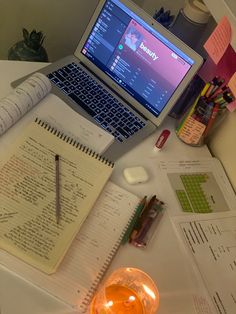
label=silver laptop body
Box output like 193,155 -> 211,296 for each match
13,0 -> 203,161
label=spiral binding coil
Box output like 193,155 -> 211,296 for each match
34,118 -> 114,168
79,213 -> 135,313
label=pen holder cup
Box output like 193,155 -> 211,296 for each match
175,96 -> 228,146
90,267 -> 159,314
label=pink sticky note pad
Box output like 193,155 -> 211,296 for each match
198,45 -> 236,83
228,72 -> 236,98
204,16 -> 232,64
227,100 -> 236,112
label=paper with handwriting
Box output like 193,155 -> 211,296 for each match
0,120 -> 113,274
0,181 -> 139,311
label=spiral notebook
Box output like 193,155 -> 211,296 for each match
0,118 -> 114,274
0,180 -> 140,313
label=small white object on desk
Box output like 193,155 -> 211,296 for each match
123,166 -> 149,184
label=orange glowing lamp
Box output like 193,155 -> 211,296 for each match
90,267 -> 159,314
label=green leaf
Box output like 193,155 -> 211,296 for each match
22,28 -> 29,41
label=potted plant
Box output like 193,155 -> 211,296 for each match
8,28 -> 48,62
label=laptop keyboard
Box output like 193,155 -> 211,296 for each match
47,62 -> 146,142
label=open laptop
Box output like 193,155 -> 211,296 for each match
14,0 -> 203,161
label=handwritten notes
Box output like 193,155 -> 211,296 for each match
0,181 -> 140,309
204,16 -> 232,64
0,120 -> 113,274
0,130 -> 93,265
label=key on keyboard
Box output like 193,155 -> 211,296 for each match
47,62 -> 146,142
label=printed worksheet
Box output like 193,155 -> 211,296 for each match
172,211 -> 236,314
158,158 -> 236,215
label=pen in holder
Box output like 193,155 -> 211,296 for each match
176,94 -> 228,146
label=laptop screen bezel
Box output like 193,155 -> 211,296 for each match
74,0 -> 203,127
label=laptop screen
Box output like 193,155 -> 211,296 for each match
80,0 -> 195,117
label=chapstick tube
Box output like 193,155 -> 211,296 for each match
154,129 -> 171,151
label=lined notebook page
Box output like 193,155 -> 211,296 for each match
0,119 -> 113,274
0,181 -> 140,312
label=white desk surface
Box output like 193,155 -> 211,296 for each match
0,61 -> 212,314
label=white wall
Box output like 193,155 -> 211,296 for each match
0,0 -> 181,62
208,112 -> 236,191
141,0 -> 184,16
202,0 -> 236,191
0,0 -> 144,62
0,0 -> 101,61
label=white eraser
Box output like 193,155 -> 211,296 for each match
123,166 -> 149,185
